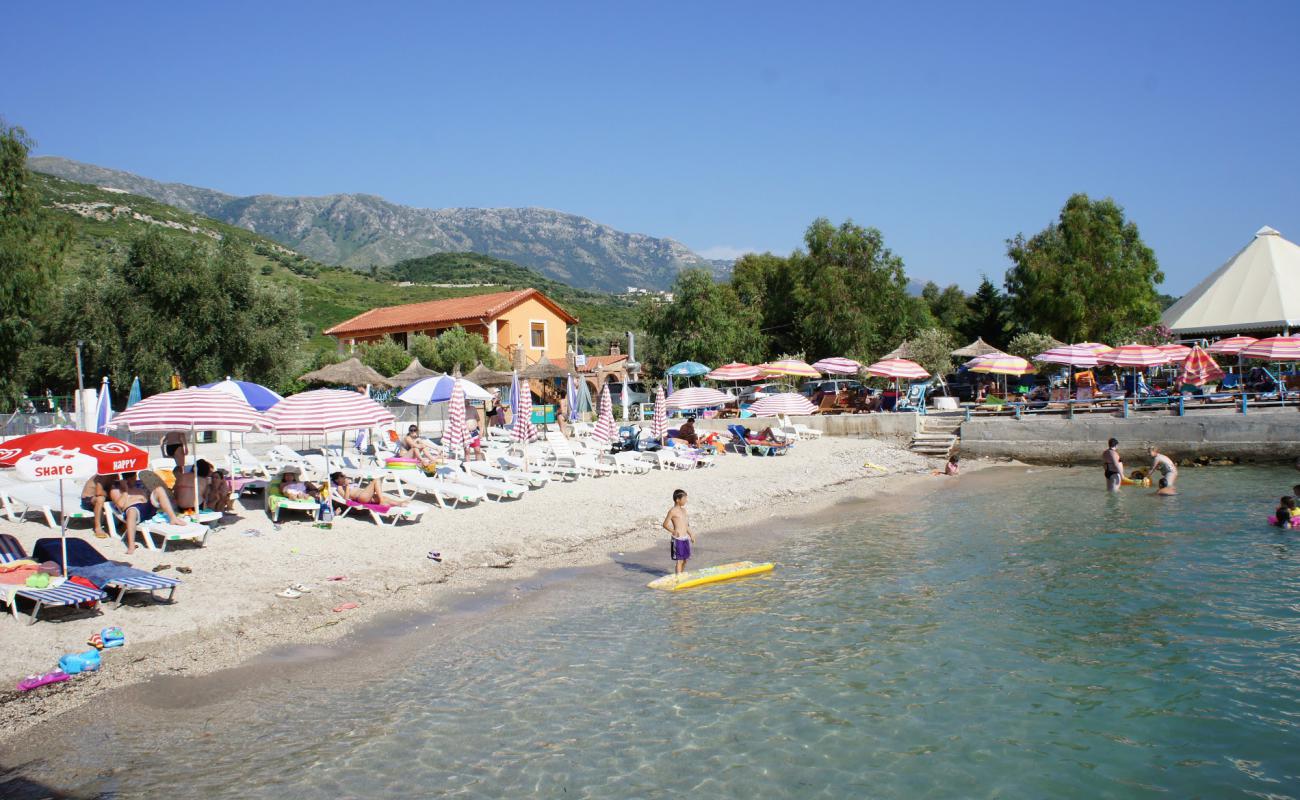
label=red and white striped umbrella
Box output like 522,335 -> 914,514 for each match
1033,345 -> 1100,367
747,392 -> 817,417
1179,345 -> 1225,387
650,384 -> 668,443
1098,344 -> 1171,368
666,387 -> 736,410
263,389 -> 394,435
1158,343 -> 1192,360
1075,342 -> 1114,354
865,359 -> 929,380
966,353 -> 1036,375
442,377 -> 468,457
110,387 -> 267,432
705,362 -> 763,381
760,359 -> 821,378
1239,335 -> 1300,361
811,357 -> 863,376
1206,336 -> 1258,355
511,380 -> 538,443
592,384 -> 616,446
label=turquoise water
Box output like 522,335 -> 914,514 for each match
10,466 -> 1300,798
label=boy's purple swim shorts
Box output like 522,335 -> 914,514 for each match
670,537 -> 691,561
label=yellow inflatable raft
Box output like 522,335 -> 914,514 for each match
647,561 -> 775,592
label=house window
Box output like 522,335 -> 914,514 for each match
530,321 -> 546,349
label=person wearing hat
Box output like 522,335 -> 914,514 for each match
278,467 -> 318,501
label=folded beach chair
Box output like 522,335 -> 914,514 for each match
34,537 -> 180,607
329,486 -> 431,526
104,503 -> 213,552
0,534 -> 107,624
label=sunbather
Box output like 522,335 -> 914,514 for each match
174,459 -> 234,512
109,472 -> 185,554
331,472 -> 408,507
276,467 -> 320,501
80,475 -> 114,539
401,425 -> 439,466
678,418 -> 699,446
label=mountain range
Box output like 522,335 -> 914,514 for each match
29,156 -> 725,293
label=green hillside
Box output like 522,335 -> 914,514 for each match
35,173 -> 640,353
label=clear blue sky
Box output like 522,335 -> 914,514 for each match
8,0 -> 1298,293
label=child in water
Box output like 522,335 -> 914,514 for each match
662,489 -> 696,575
1275,496 -> 1296,528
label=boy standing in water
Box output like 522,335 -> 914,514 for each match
662,489 -> 696,575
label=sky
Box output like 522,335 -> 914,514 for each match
7,0 -> 1299,293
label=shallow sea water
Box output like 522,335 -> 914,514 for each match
11,466 -> 1300,798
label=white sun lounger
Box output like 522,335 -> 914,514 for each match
777,414 -> 822,440
381,469 -> 487,509
465,458 -> 551,488
0,480 -> 97,529
638,449 -> 695,471
610,451 -> 653,475
104,504 -> 213,551
329,487 -> 431,527
435,464 -> 528,501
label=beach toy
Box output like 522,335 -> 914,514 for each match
102,627 -> 125,648
87,632 -> 104,650
1267,515 -> 1300,529
385,457 -> 421,471
17,671 -> 70,692
647,561 -> 775,592
25,572 -> 51,589
332,602 -> 360,612
58,649 -> 102,675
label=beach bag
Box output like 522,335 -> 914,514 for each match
69,575 -> 101,610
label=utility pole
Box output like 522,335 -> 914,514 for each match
75,340 -> 85,430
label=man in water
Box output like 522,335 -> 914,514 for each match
662,488 -> 696,575
1148,445 -> 1178,490
1103,438 -> 1124,493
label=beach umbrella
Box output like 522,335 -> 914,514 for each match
112,387 -> 267,434
465,362 -> 514,387
263,389 -> 394,436
509,371 -> 520,420
1034,346 -> 1100,367
965,354 -> 1035,375
747,392 -> 817,417
666,361 -> 710,378
1179,345 -> 1225,387
126,376 -> 142,409
387,358 -> 437,389
1075,342 -> 1114,355
666,373 -> 674,396
1158,343 -> 1192,361
621,374 -> 630,422
511,379 -> 538,444
442,377 -> 469,459
592,384 -> 616,447
706,362 -> 763,381
1206,336 -> 1259,356
1239,335 -> 1300,361
665,387 -> 736,411
94,377 -> 113,435
1098,344 -> 1171,368
760,359 -> 821,379
865,359 -> 930,380
200,377 -> 284,411
650,385 -> 668,444
811,357 -> 863,376
0,431 -> 149,578
398,375 -> 492,405
566,373 -> 579,423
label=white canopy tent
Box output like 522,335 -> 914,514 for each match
1162,226 -> 1300,336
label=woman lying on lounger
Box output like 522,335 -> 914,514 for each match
330,472 -> 408,507
109,472 -> 186,554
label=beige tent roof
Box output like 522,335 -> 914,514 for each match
1163,226 -> 1300,335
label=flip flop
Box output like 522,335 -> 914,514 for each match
277,588 -> 302,599
332,602 -> 359,612
93,532 -> 109,539
151,564 -> 171,573
427,551 -> 442,562
176,566 -> 192,575
325,575 -> 346,582
17,671 -> 70,692
290,583 -> 313,593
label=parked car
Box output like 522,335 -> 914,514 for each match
606,381 -> 651,406
737,382 -> 795,403
799,379 -> 863,398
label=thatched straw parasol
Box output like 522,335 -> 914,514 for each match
881,341 -> 912,360
299,357 -> 393,388
465,362 -> 514,387
521,359 -> 569,381
388,358 -> 437,388
951,337 -> 1004,358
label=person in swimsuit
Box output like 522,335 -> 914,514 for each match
109,472 -> 184,554
1103,438 -> 1124,493
1274,496 -> 1295,528
1148,445 -> 1178,489
400,425 -> 438,466
160,431 -> 188,473
174,459 -> 235,512
330,472 -> 408,507
662,489 -> 696,575
79,475 -> 114,539
1153,477 -> 1177,496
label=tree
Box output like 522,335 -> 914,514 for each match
1004,194 -> 1163,343
409,326 -> 507,374
794,219 -> 921,362
961,276 -> 1008,348
0,121 -> 71,404
922,282 -> 972,336
1005,332 -> 1061,361
642,269 -> 764,368
905,328 -> 956,379
730,252 -> 801,358
357,338 -> 410,378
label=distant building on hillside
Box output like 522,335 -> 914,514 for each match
323,288 -> 579,365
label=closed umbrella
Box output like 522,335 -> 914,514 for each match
442,378 -> 469,459
1179,345 -> 1225,387
126,376 -> 142,409
592,384 -> 616,447
200,377 -> 284,411
650,385 -> 668,444
747,393 -> 817,417
94,377 -> 113,435
566,374 -> 579,423
511,380 -> 538,444
810,357 -> 862,376
666,373 -> 674,396
666,387 -> 736,411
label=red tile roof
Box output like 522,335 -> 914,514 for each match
324,288 -> 578,338
549,354 -> 629,373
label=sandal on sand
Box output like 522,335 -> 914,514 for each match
332,602 -> 359,612
290,583 -> 312,593
176,566 -> 192,575
325,575 -> 346,582
277,588 -> 302,599
93,532 -> 109,539
151,564 -> 171,573
427,551 -> 442,563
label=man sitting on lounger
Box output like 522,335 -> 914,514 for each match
401,425 -> 439,466
80,475 -> 115,539
330,472 -> 408,508
109,472 -> 185,554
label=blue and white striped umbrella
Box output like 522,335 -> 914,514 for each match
200,377 -> 283,411
94,377 -> 113,434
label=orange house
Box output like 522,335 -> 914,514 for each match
323,288 -> 579,364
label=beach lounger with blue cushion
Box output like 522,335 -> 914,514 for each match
0,534 -> 107,624
34,537 -> 179,606
105,504 -> 213,552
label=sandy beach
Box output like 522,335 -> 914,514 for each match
0,436 -> 950,744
